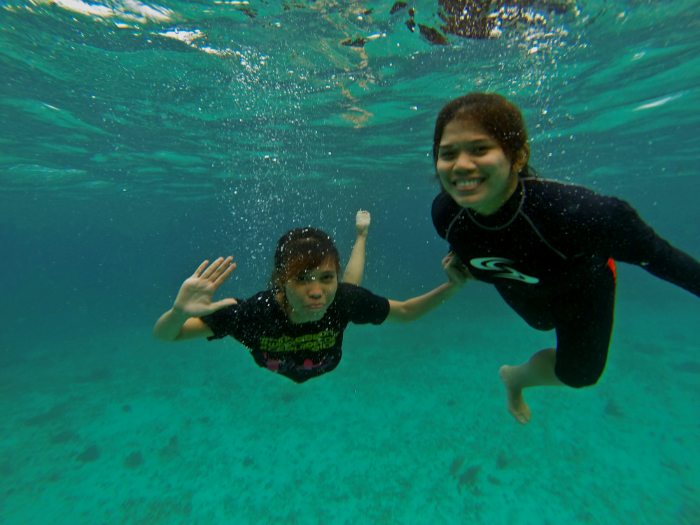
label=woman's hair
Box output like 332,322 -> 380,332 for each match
269,227 -> 342,293
432,92 -> 534,177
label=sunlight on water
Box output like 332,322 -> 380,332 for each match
0,0 -> 635,199
2,0 -> 697,205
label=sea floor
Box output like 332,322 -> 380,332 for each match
1,292 -> 698,524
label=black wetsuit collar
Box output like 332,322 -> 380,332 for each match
466,178 -> 525,230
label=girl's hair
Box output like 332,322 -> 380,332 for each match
432,92 -> 534,177
269,227 -> 342,293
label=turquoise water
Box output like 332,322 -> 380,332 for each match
1,0 -> 699,522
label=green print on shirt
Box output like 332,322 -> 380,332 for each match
260,330 -> 338,353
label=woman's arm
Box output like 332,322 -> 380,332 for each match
602,199 -> 700,297
153,257 -> 237,341
386,252 -> 471,323
343,210 -> 370,286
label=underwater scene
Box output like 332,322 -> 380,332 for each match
1,0 -> 699,522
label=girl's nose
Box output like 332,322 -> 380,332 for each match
308,283 -> 323,298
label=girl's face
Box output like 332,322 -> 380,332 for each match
284,260 -> 338,324
436,119 -> 526,216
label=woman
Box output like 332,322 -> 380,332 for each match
155,212 -> 468,383
431,93 -> 700,424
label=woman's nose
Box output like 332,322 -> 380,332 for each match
308,283 -> 323,298
455,152 -> 476,170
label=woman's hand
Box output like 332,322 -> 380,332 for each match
442,251 -> 474,286
172,257 -> 238,318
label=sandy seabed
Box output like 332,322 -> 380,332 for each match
1,294 -> 698,525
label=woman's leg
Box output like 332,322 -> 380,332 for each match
499,264 -> 616,424
499,348 -> 563,424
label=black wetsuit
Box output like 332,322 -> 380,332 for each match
432,177 -> 700,387
201,282 -> 390,383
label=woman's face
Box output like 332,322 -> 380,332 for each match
436,119 -> 526,215
284,260 -> 338,324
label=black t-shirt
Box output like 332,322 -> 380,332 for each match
432,177 -> 700,298
200,282 -> 390,383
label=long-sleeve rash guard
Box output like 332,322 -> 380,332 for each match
432,177 -> 700,298
432,177 -> 700,386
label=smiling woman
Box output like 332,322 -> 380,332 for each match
153,212 -> 469,383
431,92 -> 700,424
436,119 -> 527,215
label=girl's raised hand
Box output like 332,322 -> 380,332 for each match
355,210 -> 371,238
172,257 -> 238,318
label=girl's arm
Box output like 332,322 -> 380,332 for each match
386,252 -> 471,323
154,312 -> 214,342
153,257 -> 237,341
343,210 -> 371,286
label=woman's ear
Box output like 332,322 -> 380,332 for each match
512,145 -> 530,175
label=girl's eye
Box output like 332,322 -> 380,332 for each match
438,150 -> 457,160
321,275 -> 335,283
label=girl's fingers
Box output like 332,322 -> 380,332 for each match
201,257 -> 224,279
196,256 -> 234,281
213,261 -> 237,284
193,260 -> 209,278
211,256 -> 234,280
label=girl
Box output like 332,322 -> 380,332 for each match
431,93 -> 700,424
155,212 -> 468,383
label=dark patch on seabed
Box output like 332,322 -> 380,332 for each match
74,367 -> 112,383
496,450 -> 510,469
124,451 -> 144,469
159,435 -> 181,463
448,455 -> 485,493
24,403 -> 71,426
76,444 -> 100,464
447,447 -> 515,495
669,360 -> 700,374
604,398 -> 624,418
449,454 -> 466,478
457,465 -> 482,494
49,429 -> 79,444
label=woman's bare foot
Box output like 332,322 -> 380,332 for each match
499,365 -> 531,425
356,210 -> 370,238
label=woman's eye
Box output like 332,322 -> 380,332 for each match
439,150 -> 456,160
321,275 -> 335,283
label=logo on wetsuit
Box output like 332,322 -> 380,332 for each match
470,257 -> 539,284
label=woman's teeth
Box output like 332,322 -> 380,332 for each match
455,179 -> 480,189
